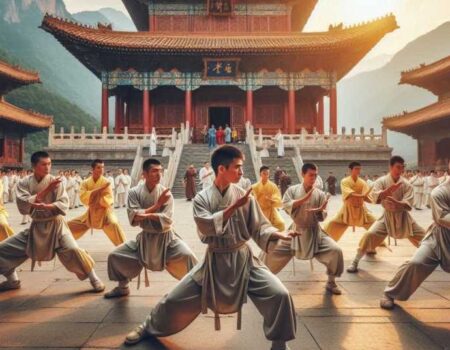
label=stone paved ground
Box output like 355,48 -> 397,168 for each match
0,196 -> 449,350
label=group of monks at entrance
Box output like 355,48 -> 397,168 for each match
0,146 -> 448,350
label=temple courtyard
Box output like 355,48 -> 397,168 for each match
0,195 -> 449,350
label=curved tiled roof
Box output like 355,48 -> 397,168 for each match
0,60 -> 40,84
400,55 -> 450,96
383,98 -> 450,133
0,99 -> 53,129
41,14 -> 397,55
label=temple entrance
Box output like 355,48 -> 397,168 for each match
209,107 -> 231,128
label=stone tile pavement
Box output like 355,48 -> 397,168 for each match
0,196 -> 448,349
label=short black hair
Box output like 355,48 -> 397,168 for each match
211,145 -> 243,175
302,163 -> 317,174
260,165 -> 270,173
349,161 -> 361,169
390,156 -> 405,167
91,159 -> 104,169
31,151 -> 50,166
143,158 -> 161,172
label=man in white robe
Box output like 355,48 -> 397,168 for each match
2,172 -> 9,203
149,130 -> 157,156
124,145 -> 298,350
199,162 -> 215,190
0,151 -> 104,292
410,170 -> 425,210
105,158 -> 198,298
115,168 -> 127,208
380,164 -> 450,309
275,129 -> 285,158
260,163 -> 343,295
347,156 -> 426,273
424,170 -> 439,208
124,169 -> 132,203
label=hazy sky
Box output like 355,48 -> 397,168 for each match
63,0 -> 450,59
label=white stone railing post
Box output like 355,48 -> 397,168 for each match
48,124 -> 55,146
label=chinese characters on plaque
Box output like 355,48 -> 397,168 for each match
207,0 -> 233,16
204,59 -> 240,79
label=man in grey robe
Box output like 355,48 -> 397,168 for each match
380,164 -> 450,309
105,158 -> 198,297
347,156 -> 426,273
124,145 -> 298,350
260,163 -> 344,295
0,151 -> 104,292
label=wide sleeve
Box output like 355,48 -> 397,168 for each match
399,182 -> 414,211
52,180 -> 69,216
15,178 -> 34,215
430,186 -> 450,229
371,177 -> 385,204
271,183 -> 283,209
341,178 -> 355,200
99,180 -> 114,208
79,180 -> 92,206
127,188 -> 145,226
193,194 -> 229,237
247,197 -> 278,252
315,191 -> 327,222
282,187 -> 299,218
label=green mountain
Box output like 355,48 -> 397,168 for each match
0,48 -> 97,156
339,22 -> 450,163
0,0 -> 101,117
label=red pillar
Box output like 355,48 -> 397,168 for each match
115,95 -> 123,134
19,137 -> 24,163
101,86 -> 109,130
185,90 -> 192,126
317,96 -> 324,134
143,89 -> 151,134
283,102 -> 289,133
329,87 -> 337,134
288,90 -> 296,134
246,90 -> 254,124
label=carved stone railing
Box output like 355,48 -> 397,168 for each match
48,125 -> 178,148
245,122 -> 262,180
163,133 -> 184,189
254,126 -> 389,149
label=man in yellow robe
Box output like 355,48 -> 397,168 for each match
0,181 -> 14,242
323,162 -> 376,241
252,166 -> 285,231
68,159 -> 126,246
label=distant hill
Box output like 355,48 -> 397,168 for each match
339,22 -> 450,163
0,48 -> 97,156
73,7 -> 135,31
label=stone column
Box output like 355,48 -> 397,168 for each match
101,86 -> 109,130
288,89 -> 296,134
246,90 -> 254,124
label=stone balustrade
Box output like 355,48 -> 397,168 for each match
255,126 -> 388,149
48,125 -> 179,148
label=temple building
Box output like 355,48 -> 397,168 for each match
41,0 -> 397,140
383,55 -> 450,170
0,60 -> 52,168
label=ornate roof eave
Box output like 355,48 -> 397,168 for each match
399,55 -> 450,96
122,0 -> 318,32
0,98 -> 53,129
0,60 -> 41,95
41,14 -> 398,80
382,98 -> 450,136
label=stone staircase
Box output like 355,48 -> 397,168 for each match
171,143 -> 256,199
258,147 -> 300,185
